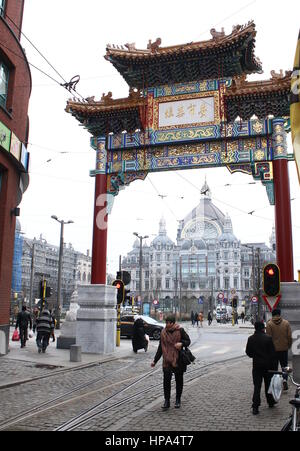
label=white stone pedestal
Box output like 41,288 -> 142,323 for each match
76,284 -> 117,354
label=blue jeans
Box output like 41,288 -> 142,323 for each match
36,332 -> 50,351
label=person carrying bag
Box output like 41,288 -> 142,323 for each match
151,315 -> 191,410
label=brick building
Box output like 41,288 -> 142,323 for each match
0,0 -> 31,354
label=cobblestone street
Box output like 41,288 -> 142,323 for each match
0,324 -> 294,432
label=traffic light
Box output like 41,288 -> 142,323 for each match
45,286 -> 52,298
232,298 -> 237,309
112,279 -> 125,304
263,263 -> 280,297
116,270 -> 131,286
124,289 -> 131,305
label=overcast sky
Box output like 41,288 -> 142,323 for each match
19,0 -> 300,277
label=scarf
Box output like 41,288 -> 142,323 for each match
160,324 -> 181,368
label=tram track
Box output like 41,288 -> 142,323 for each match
0,334 -> 247,431
0,357 -> 155,431
54,355 -> 247,431
0,354 -> 245,431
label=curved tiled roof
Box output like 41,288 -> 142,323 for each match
105,22 -> 262,88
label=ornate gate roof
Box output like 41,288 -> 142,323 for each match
105,21 -> 262,88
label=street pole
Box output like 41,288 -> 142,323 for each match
257,247 -> 261,321
133,232 -> 148,314
57,220 -> 64,329
179,256 -> 182,320
29,241 -> 36,313
175,260 -> 178,317
51,216 -> 74,329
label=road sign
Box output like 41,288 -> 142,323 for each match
217,292 -> 224,300
198,296 -> 204,305
262,295 -> 281,312
251,296 -> 258,304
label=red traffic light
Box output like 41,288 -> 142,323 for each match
267,268 -> 275,276
112,279 -> 125,304
263,264 -> 280,297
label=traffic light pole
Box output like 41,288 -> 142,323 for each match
116,304 -> 121,347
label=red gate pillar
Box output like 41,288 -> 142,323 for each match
91,138 -> 108,285
272,119 -> 294,282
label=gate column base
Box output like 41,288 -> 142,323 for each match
76,285 -> 117,354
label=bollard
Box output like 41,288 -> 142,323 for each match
70,345 -> 82,362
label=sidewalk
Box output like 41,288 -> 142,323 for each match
0,326 -> 135,388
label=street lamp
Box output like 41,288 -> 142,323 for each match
51,216 -> 74,329
133,232 -> 149,313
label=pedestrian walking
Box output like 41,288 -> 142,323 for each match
191,310 -> 195,327
208,311 -> 213,326
194,312 -> 199,327
266,308 -> 292,390
241,311 -> 245,324
198,312 -> 204,328
132,317 -> 148,353
245,321 -> 278,415
15,305 -> 32,348
36,308 -> 54,353
151,315 -> 191,409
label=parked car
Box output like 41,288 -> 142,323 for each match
120,315 -> 164,340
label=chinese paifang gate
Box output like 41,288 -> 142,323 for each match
66,21 -> 294,285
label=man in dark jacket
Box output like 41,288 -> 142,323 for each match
246,321 -> 277,415
36,309 -> 54,353
151,315 -> 191,410
16,305 -> 32,348
132,317 -> 148,353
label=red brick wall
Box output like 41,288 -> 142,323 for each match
0,157 -> 18,324
0,0 -> 30,352
0,1 -> 31,142
3,0 -> 25,40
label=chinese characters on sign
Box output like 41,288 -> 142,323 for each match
159,97 -> 215,128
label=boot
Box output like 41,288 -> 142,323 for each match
162,399 -> 170,410
174,397 -> 181,409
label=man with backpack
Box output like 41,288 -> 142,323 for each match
15,305 -> 32,348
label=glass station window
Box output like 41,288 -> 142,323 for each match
0,1 -> 5,17
0,61 -> 9,108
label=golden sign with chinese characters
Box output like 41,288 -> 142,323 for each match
152,91 -> 220,130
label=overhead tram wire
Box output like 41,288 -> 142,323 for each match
1,16 -> 86,102
174,171 -> 277,222
147,176 -> 180,222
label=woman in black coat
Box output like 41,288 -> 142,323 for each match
132,318 -> 148,353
